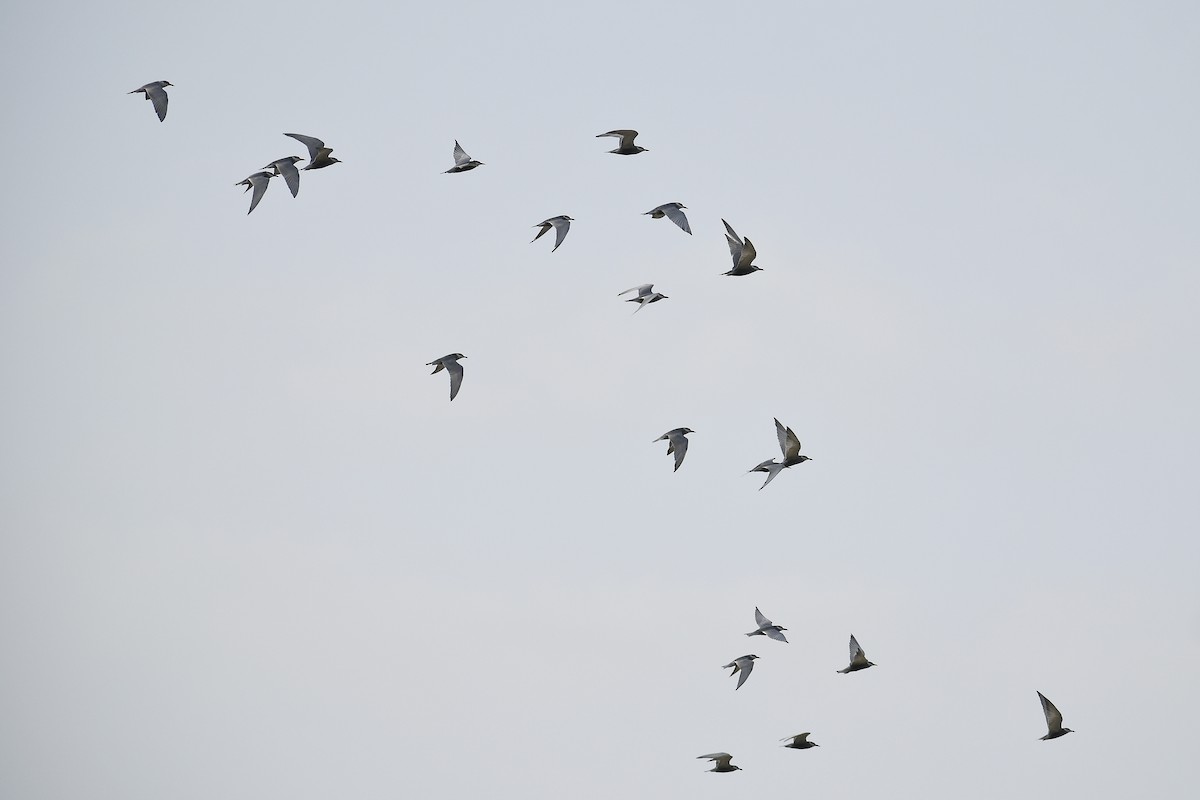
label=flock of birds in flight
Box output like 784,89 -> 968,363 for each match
129,79 -> 1077,773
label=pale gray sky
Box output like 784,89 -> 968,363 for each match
2,1 -> 1199,798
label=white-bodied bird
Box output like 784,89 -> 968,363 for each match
746,607 -> 788,642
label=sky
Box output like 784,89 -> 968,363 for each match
1,1 -> 1199,797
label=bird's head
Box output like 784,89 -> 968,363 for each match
681,428 -> 695,434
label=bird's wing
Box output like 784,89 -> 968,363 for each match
849,635 -> 868,664
284,133 -> 324,161
531,222 -> 552,242
698,753 -> 732,767
246,174 -> 270,214
446,359 -> 464,401
775,418 -> 801,460
1038,692 -> 1064,731
551,218 -> 571,251
618,284 -> 654,297
758,462 -> 783,490
598,129 -> 638,147
452,140 -> 471,166
721,219 -> 740,242
754,607 -> 772,628
146,84 -> 169,121
277,160 -> 301,197
663,204 -> 691,234
725,234 -> 743,266
765,627 -> 789,643
670,433 -> 688,471
738,236 -> 758,268
734,659 -> 754,689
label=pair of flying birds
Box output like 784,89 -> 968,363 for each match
724,626 -> 872,691
654,419 -> 812,490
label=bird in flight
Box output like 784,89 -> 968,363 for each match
263,156 -> 304,198
746,607 -> 788,642
721,219 -> 763,276
235,171 -> 274,215
837,635 -> 875,673
643,202 -> 691,235
723,654 -> 759,690
618,284 -> 668,313
129,81 -> 172,122
1037,691 -> 1073,740
531,216 -> 574,252
284,133 -> 341,170
444,140 -> 484,173
697,753 -> 741,773
427,354 -> 467,401
596,129 -> 648,155
781,732 -> 819,750
748,418 -> 812,490
653,428 -> 694,472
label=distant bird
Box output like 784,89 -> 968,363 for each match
532,216 -> 574,252
444,140 -> 483,173
284,133 -> 341,170
618,284 -> 668,313
748,418 -> 812,490
263,156 -> 304,198
597,129 -> 648,155
781,732 -> 819,750
427,353 -> 466,401
644,202 -> 691,235
723,654 -> 759,690
1037,692 -> 1073,740
721,219 -> 763,276
235,171 -> 274,215
837,635 -> 875,674
129,81 -> 172,122
746,607 -> 788,642
697,753 -> 741,773
653,427 -> 694,472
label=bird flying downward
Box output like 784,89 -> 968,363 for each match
427,353 -> 466,401
596,129 -> 648,155
263,156 -> 304,197
235,171 -> 274,215
653,428 -> 694,472
837,635 -> 875,673
644,202 -> 691,234
531,216 -> 574,252
129,81 -> 172,122
781,732 -> 819,750
697,753 -> 741,773
721,219 -> 763,276
618,284 -> 668,313
284,133 -> 341,170
1037,691 -> 1073,740
748,418 -> 812,490
444,140 -> 483,173
723,654 -> 759,690
746,607 -> 788,642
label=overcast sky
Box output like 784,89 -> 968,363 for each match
2,1 -> 1199,798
